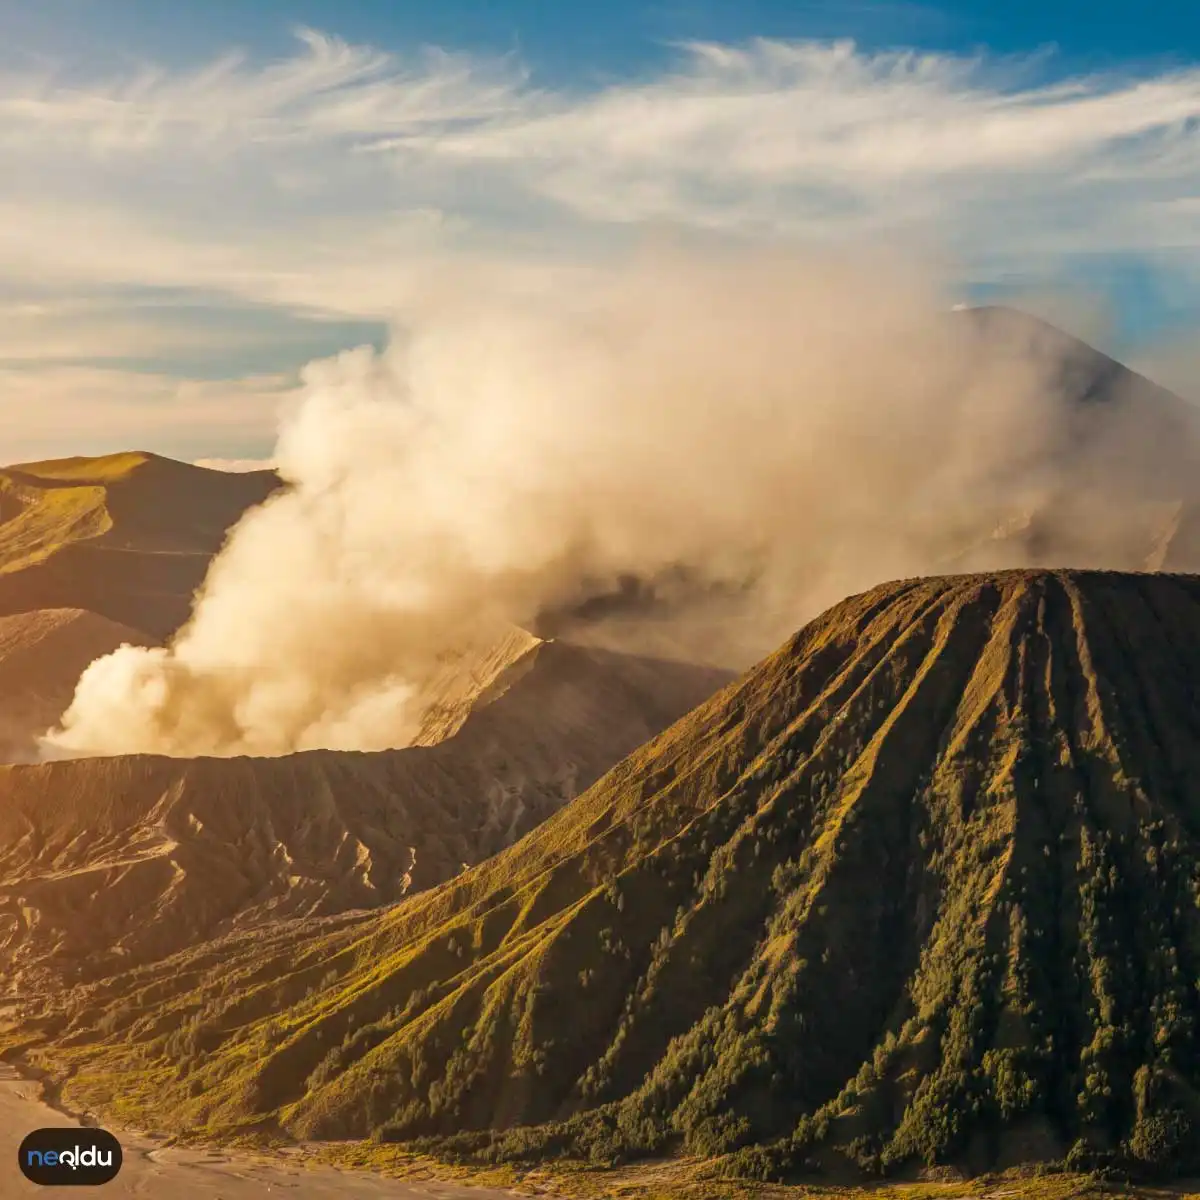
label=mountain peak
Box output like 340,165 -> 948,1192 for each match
0,450 -> 282,637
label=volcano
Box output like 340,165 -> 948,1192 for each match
18,568 -> 1200,1180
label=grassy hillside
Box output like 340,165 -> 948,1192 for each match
18,568 -> 1200,1182
0,452 -> 280,636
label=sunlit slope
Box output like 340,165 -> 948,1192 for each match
31,569 -> 1200,1179
408,626 -> 542,746
0,639 -> 729,991
0,452 -> 280,637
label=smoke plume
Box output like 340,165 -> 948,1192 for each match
45,247 -> 1200,758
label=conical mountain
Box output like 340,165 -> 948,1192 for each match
944,307 -> 1200,576
20,568 -> 1200,1180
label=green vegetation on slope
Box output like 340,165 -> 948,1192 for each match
21,569 -> 1200,1181
12,451 -> 160,482
0,473 -> 111,574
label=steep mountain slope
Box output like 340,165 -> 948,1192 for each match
27,569 -> 1200,1180
0,608 -> 155,760
0,639 -> 730,992
408,626 -> 542,747
959,305 -> 1194,417
0,452 -> 281,637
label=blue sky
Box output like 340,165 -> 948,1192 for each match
2,0 -> 1200,462
13,1 -> 1200,77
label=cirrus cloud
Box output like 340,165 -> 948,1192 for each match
0,30 -> 1196,296
3,27 -> 1200,461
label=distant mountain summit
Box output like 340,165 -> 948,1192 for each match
958,303 -> 1195,422
0,451 -> 281,638
23,568 -> 1200,1179
942,306 -> 1200,575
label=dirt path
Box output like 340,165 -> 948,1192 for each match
0,1065 -> 536,1199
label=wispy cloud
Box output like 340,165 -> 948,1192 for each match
193,457 -> 278,473
0,287 -> 385,378
374,40 -> 1200,257
0,366 -> 290,463
0,31 -> 1196,285
2,28 -> 1200,458
0,28 -> 528,150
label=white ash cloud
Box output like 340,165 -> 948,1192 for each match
44,247 -> 1200,758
